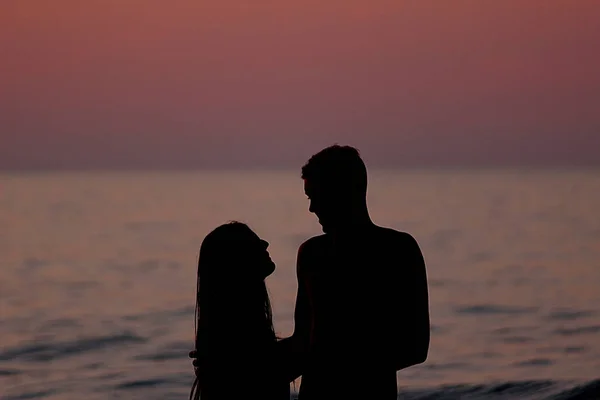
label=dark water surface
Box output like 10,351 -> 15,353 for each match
1,170 -> 599,399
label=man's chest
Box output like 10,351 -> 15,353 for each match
305,240 -> 401,320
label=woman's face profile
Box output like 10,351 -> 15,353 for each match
239,229 -> 275,279
217,226 -> 275,280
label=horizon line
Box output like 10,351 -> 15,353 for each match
2,164 -> 599,174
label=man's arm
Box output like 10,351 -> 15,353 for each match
276,243 -> 312,382
392,233 -> 430,371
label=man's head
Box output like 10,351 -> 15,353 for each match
301,145 -> 368,233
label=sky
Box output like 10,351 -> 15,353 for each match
1,0 -> 599,170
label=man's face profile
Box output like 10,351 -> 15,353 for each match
304,178 -> 342,233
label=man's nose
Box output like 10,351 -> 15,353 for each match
309,201 -> 315,214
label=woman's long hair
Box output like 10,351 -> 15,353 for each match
190,222 -> 276,400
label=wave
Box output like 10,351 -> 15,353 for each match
0,368 -> 21,376
0,331 -> 146,362
121,305 -> 195,324
114,378 -> 176,390
553,325 -> 600,337
2,379 -> 598,400
455,304 -> 539,316
2,389 -> 58,400
134,340 -> 191,362
390,379 -> 600,400
545,309 -> 596,321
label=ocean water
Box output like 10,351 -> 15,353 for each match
1,169 -> 599,400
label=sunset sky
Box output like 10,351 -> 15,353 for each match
1,1 -> 599,169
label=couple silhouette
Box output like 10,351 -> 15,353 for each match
188,145 -> 430,400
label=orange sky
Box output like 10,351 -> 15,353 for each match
1,1 -> 599,169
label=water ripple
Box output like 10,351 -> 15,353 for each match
114,378 -> 175,390
423,362 -> 471,371
515,358 -> 554,367
2,390 -> 58,400
545,309 -> 596,321
134,341 -> 190,362
122,305 -> 195,323
0,368 -> 21,376
502,336 -> 536,344
0,331 -> 146,362
21,258 -> 50,270
455,304 -> 539,316
396,380 -> 559,399
553,325 -> 600,337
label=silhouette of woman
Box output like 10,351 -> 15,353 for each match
189,221 -> 290,400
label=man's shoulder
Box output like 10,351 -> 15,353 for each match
296,235 -> 329,275
374,227 -> 425,271
298,234 -> 329,253
374,225 -> 419,246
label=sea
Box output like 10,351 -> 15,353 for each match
1,169 -> 599,400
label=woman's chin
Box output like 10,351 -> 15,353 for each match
263,260 -> 276,278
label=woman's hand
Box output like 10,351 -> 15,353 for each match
188,350 -> 202,378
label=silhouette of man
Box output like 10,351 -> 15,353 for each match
278,144 -> 430,400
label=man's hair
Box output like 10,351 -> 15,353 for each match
301,144 -> 367,195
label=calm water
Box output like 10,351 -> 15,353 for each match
1,169 -> 599,399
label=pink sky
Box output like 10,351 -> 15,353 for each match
1,1 -> 599,169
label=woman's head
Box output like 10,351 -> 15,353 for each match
198,221 -> 275,281
195,221 -> 276,351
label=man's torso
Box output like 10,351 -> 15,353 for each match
298,226 -> 412,399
